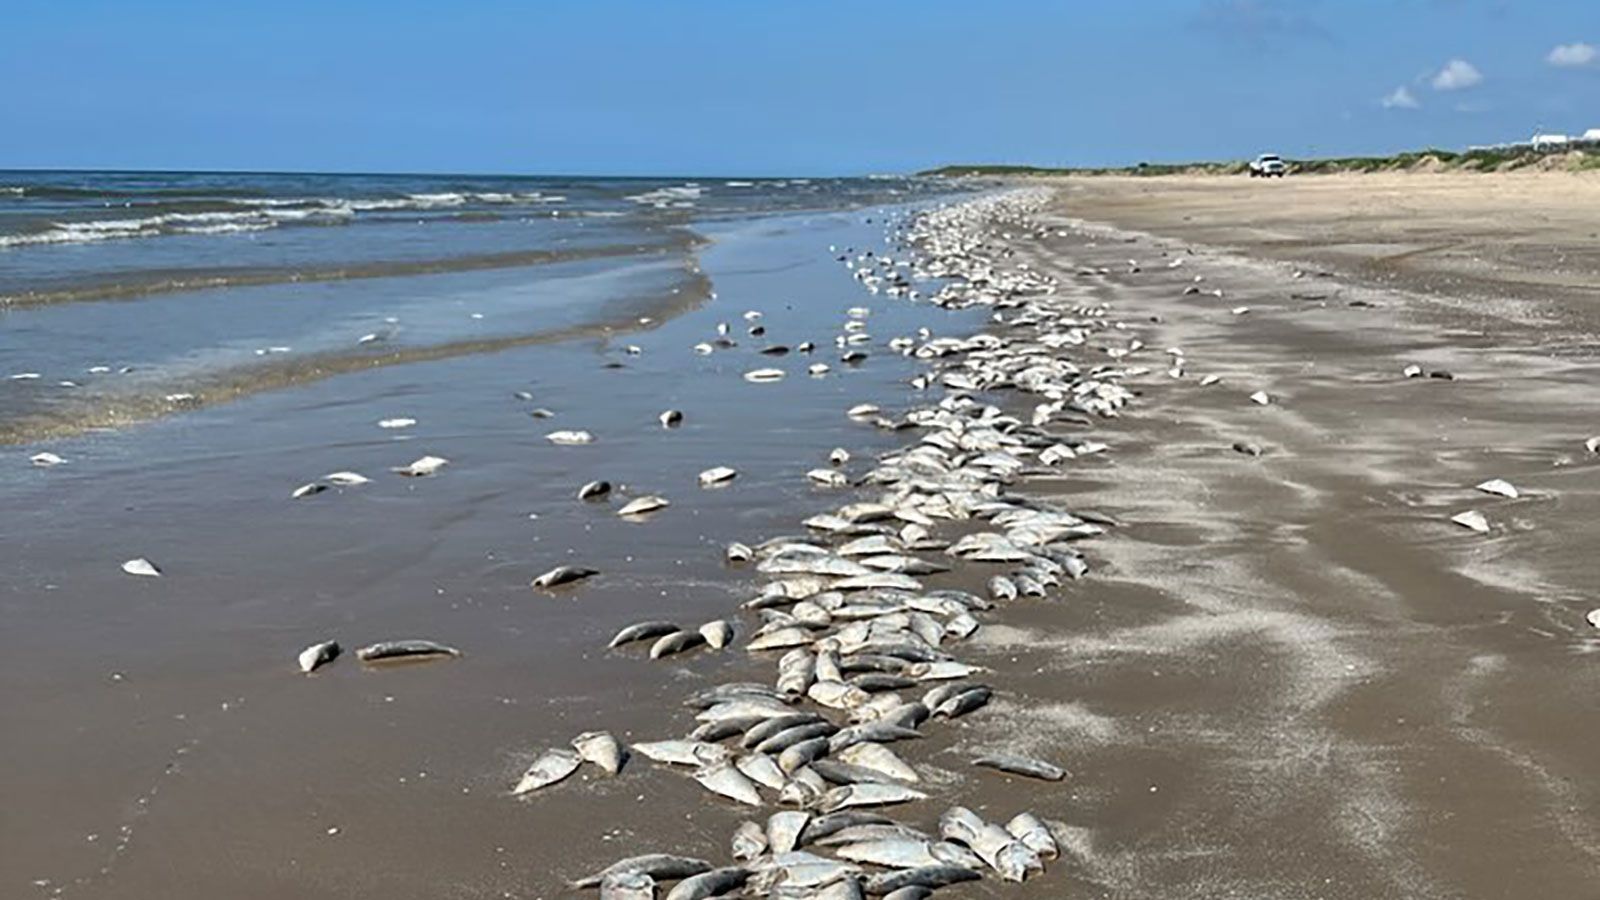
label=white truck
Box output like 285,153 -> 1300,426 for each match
1248,153 -> 1287,177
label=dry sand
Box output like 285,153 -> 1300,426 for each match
960,172 -> 1600,897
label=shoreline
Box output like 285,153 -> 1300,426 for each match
5,176 -> 1598,899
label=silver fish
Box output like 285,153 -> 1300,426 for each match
632,740 -> 729,767
766,810 -> 811,854
572,731 -> 627,775
972,752 -> 1064,781
532,565 -> 598,589
579,480 -> 613,500
698,620 -> 734,649
731,821 -> 768,862
297,640 -> 339,674
355,639 -> 460,663
609,620 -> 679,648
513,748 -> 581,795
837,742 -> 919,782
817,783 -> 927,812
599,872 -> 653,900
650,630 -> 707,659
694,761 -> 763,806
572,855 -> 712,889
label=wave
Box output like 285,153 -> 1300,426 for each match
0,228 -> 704,308
624,184 -> 704,208
0,191 -> 572,249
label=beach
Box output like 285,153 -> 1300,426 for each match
4,169 -> 1599,900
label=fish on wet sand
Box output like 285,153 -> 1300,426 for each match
547,430 -> 596,445
513,747 -> 582,795
121,558 -> 162,577
392,455 -> 449,477
972,753 -> 1065,781
356,639 -> 461,663
533,565 -> 599,589
618,495 -> 670,517
572,731 -> 628,775
609,620 -> 680,648
579,480 -> 613,500
297,640 -> 340,674
571,854 -> 713,889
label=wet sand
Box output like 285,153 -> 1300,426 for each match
5,176 -> 1599,900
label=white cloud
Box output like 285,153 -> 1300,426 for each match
1381,86 -> 1420,109
1547,43 -> 1597,68
1431,58 -> 1483,91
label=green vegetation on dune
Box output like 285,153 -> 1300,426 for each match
920,145 -> 1600,177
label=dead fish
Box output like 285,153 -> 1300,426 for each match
632,740 -> 730,767
692,715 -> 767,743
324,471 -> 371,486
778,737 -> 831,774
651,630 -> 707,659
767,810 -> 811,853
694,761 -> 763,806
830,448 -> 851,466
743,712 -> 826,748
572,731 -> 628,775
973,753 -> 1065,781
838,742 -> 919,782
378,417 -> 416,429
297,640 -> 340,674
533,565 -> 599,589
818,783 -> 927,812
601,614 -> 678,643
121,558 -> 162,578
699,620 -> 735,649
660,409 -> 684,427
744,368 -> 785,383
987,575 -> 1018,601
356,639 -> 461,663
747,627 -> 814,651
732,821 -> 768,862
808,468 -> 849,488
755,722 -> 837,755
863,865 -> 980,894
572,855 -> 713,889
828,722 -> 923,753
30,452 -> 65,467
1475,478 -> 1519,499
547,430 -> 595,445
513,747 -> 581,795
736,753 -> 789,791
579,480 -> 613,500
599,872 -> 654,900
618,495 -> 670,517
291,482 -> 327,499
1232,441 -> 1263,457
1006,812 -> 1059,859
1249,390 -> 1271,405
699,466 -> 738,487
797,810 -> 894,846
933,686 -> 991,719
1451,510 -> 1491,534
726,542 -> 754,562
392,455 -> 449,477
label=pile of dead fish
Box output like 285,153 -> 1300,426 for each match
516,190 -> 1126,898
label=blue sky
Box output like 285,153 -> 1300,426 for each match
2,0 -> 1596,174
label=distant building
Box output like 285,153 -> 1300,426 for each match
1531,133 -> 1571,149
1583,128 -> 1600,143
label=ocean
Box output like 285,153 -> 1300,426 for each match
0,170 -> 960,442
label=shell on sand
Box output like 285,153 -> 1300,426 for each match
618,495 -> 670,517
513,748 -> 582,795
121,558 -> 162,578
